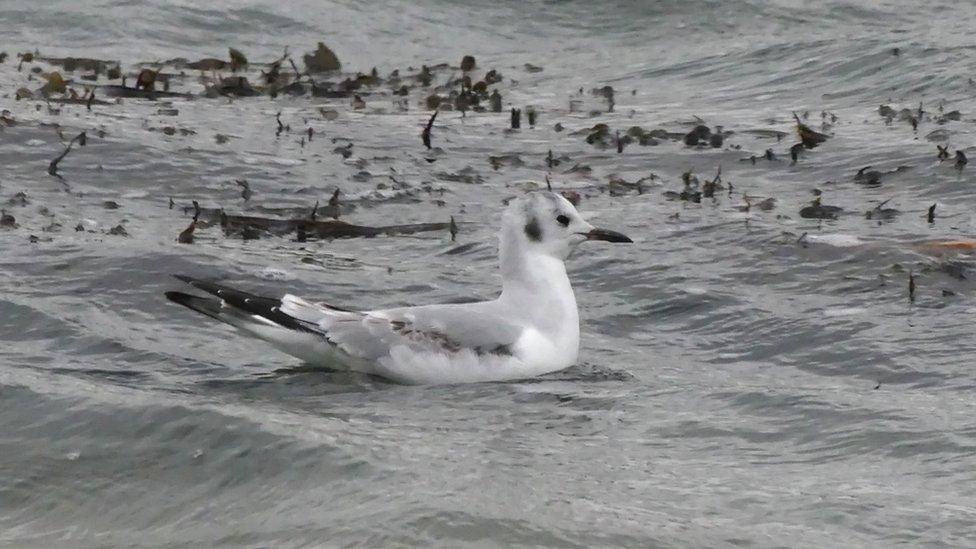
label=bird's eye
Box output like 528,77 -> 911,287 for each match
556,214 -> 570,226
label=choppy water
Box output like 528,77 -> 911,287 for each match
3,1 -> 976,547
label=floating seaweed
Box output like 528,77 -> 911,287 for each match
794,112 -> 829,149
228,48 -> 248,72
48,132 -> 86,178
799,195 -> 842,219
235,180 -> 252,202
683,125 -> 711,146
0,210 -> 16,228
178,201 -> 201,244
219,212 -> 451,240
328,189 -> 341,219
854,166 -> 882,186
864,198 -> 899,222
304,42 -> 341,73
422,109 -> 438,149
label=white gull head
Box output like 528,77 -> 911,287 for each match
498,192 -> 632,285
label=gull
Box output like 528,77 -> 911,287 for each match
166,192 -> 632,384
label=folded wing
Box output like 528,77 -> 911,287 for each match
166,276 -> 524,372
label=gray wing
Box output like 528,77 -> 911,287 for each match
279,295 -> 524,360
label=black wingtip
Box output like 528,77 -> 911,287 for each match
165,290 -> 222,319
165,290 -> 194,305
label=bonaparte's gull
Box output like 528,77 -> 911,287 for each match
166,192 -> 632,384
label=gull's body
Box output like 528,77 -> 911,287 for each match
166,192 -> 631,384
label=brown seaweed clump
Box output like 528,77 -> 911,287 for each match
304,42 -> 341,72
794,112 -> 829,149
228,48 -> 248,72
136,69 -> 157,91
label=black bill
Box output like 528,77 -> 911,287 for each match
584,227 -> 633,243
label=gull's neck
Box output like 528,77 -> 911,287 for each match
497,232 -> 579,336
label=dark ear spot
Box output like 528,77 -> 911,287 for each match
524,216 -> 542,241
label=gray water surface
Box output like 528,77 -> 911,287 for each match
2,1 -> 976,547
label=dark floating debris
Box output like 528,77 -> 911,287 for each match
328,189 -> 341,219
135,68 -> 157,91
908,271 -> 916,302
663,171 -> 704,203
304,42 -> 341,73
449,215 -> 458,241
927,204 -> 936,224
108,224 -> 128,236
228,47 -> 248,72
0,209 -> 16,228
218,211 -> 451,240
709,130 -> 724,149
48,131 -> 86,178
854,166 -> 882,186
955,150 -> 968,169
178,201 -> 201,244
794,112 -> 829,149
737,196 -> 775,212
9,192 -> 29,207
235,179 -> 252,202
799,196 -> 842,220
460,55 -> 476,72
489,90 -> 502,112
583,124 -> 611,148
590,85 -> 614,112
213,76 -> 260,97
333,143 -> 353,159
422,109 -> 438,149
936,109 -> 962,125
242,225 -> 262,241
788,143 -> 803,164
702,166 -> 723,198
683,125 -> 711,147
275,111 -> 286,136
510,108 -> 521,129
864,198 -> 899,222
937,145 -> 950,161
